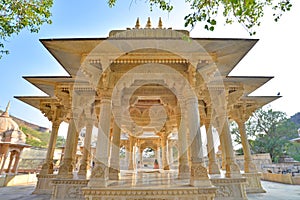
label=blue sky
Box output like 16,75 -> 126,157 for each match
0,0 -> 299,133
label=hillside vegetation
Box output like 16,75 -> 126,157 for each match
21,126 -> 65,148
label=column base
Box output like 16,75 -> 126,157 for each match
178,163 -> 190,179
109,167 -> 119,180
190,163 -> 211,187
40,162 -> 54,175
208,162 -> 221,175
242,172 -> 266,193
163,165 -> 170,170
77,163 -> 89,179
33,174 -> 57,194
225,162 -> 242,178
89,163 -> 109,187
57,162 -> 73,179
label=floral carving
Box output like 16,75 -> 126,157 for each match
191,164 -> 208,178
91,162 -> 106,178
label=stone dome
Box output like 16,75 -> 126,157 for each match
0,102 -> 26,143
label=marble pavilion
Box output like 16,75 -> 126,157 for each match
16,18 -> 280,200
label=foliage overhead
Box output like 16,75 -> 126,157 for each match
108,0 -> 292,35
0,0 -> 53,58
231,108 -> 299,162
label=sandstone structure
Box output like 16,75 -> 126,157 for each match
16,18 -> 280,199
0,102 -> 31,174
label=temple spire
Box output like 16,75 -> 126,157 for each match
158,17 -> 163,29
146,17 -> 151,28
135,18 -> 140,29
1,101 -> 10,117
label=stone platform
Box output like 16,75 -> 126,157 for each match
49,170 -> 252,200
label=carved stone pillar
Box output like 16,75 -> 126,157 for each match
204,121 -> 220,175
109,120 -> 121,180
168,141 -> 173,168
11,151 -> 21,174
0,146 -> 9,174
161,133 -> 170,170
128,135 -> 135,170
89,98 -> 111,187
78,119 -> 94,178
40,119 -> 61,175
236,120 -> 257,173
221,118 -> 241,178
5,151 -> 15,173
58,116 -> 78,178
139,148 -> 143,167
236,120 -> 265,193
186,98 -> 211,187
177,108 -> 190,179
125,147 -> 129,169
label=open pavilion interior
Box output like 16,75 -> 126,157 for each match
15,18 -> 280,200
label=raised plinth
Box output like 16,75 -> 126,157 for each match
242,173 -> 266,193
33,174 -> 57,194
51,179 -> 89,200
82,186 -> 216,200
211,176 -> 247,200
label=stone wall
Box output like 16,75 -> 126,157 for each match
235,153 -> 272,172
262,173 -> 300,185
18,148 -> 62,173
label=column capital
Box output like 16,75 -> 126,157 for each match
97,89 -> 112,101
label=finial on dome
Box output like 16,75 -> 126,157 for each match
158,17 -> 163,29
135,18 -> 140,29
1,101 -> 10,117
146,17 -> 151,28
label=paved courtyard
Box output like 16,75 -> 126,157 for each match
0,180 -> 299,200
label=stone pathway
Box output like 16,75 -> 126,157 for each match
248,180 -> 300,200
0,182 -> 50,200
0,180 -> 299,200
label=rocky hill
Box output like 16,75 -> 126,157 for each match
0,110 -> 65,148
0,109 -> 49,133
291,112 -> 300,128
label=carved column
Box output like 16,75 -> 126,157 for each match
11,151 -> 21,174
186,97 -> 211,187
139,148 -> 143,167
78,119 -> 94,178
161,133 -> 170,170
128,135 -> 135,170
168,141 -> 173,168
125,147 -> 129,169
236,120 -> 257,173
89,97 -> 111,187
58,114 -> 78,178
177,107 -> 190,179
109,119 -> 121,180
204,121 -> 220,174
0,146 -> 9,174
40,118 -> 62,175
5,151 -> 15,173
220,117 -> 241,178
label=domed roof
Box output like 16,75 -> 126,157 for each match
0,102 -> 26,144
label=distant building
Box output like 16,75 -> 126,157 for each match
0,102 -> 31,174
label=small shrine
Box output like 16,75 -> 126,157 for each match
0,102 -> 31,174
